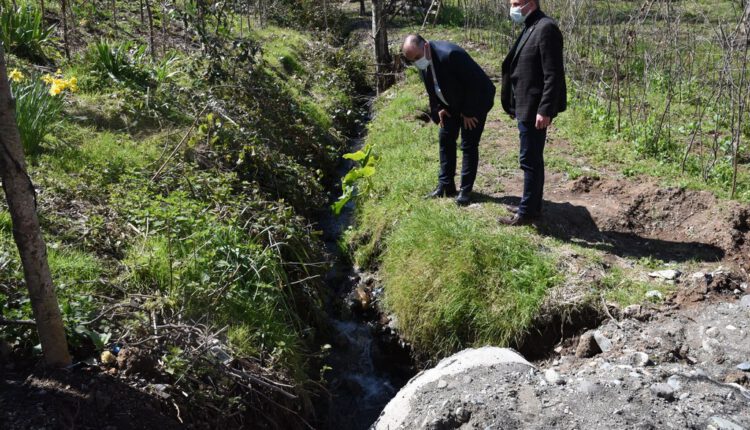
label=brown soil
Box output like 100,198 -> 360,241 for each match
479,123 -> 750,273
0,366 -> 182,430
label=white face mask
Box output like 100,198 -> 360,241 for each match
415,56 -> 430,70
510,2 -> 530,23
414,43 -> 431,70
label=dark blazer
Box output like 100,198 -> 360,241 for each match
420,41 -> 496,124
501,10 -> 567,121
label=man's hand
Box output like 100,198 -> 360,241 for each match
462,115 -> 478,130
535,114 -> 551,130
438,109 -> 451,128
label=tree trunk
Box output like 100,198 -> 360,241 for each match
372,0 -> 394,94
60,0 -> 70,60
145,0 -> 155,59
359,0 -> 365,16
0,46 -> 71,368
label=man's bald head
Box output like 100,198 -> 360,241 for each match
402,34 -> 427,62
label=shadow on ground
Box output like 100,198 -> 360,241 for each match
473,193 -> 726,263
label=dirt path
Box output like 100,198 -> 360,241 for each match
477,119 -> 750,273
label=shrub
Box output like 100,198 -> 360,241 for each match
86,40 -> 154,90
12,77 -> 63,155
0,3 -> 53,63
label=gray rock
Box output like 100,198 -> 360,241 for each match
437,379 -> 448,389
544,368 -> 565,385
737,362 -> 750,372
649,270 -> 681,280
646,290 -> 664,300
576,331 -> 601,358
740,295 -> 750,309
623,304 -> 641,318
577,380 -> 602,397
629,352 -> 651,367
649,383 -> 675,401
706,416 -> 747,430
455,407 -> 470,424
593,331 -> 613,352
667,375 -> 682,391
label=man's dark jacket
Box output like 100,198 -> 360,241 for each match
501,9 -> 567,121
420,41 -> 496,124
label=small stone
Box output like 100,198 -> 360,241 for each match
100,350 -> 117,366
667,375 -> 682,390
740,295 -> 750,309
437,379 -> 448,389
724,372 -> 748,386
593,331 -> 613,352
691,272 -> 707,280
706,416 -> 746,430
462,376 -> 473,384
649,270 -> 681,280
649,383 -> 675,401
554,346 -> 563,354
455,407 -> 470,423
737,362 -> 750,372
679,392 -> 690,400
622,304 -> 639,315
576,331 -> 602,358
544,368 -> 565,385
387,315 -> 399,330
726,325 -> 738,331
629,352 -> 651,367
646,290 -> 664,300
741,283 -> 748,291
577,380 -> 601,396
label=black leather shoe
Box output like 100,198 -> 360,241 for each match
425,184 -> 457,199
455,190 -> 471,206
506,205 -> 541,217
498,213 -> 537,226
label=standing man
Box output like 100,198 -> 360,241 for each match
402,34 -> 496,206
499,0 -> 566,225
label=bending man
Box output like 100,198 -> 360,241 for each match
402,34 -> 496,206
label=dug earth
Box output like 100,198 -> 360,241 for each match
374,286 -> 750,429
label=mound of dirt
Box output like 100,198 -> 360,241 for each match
373,295 -> 750,430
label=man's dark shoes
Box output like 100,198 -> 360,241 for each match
499,213 -> 537,226
455,190 -> 471,206
426,184 -> 457,199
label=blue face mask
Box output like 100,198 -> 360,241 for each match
510,2 -> 530,23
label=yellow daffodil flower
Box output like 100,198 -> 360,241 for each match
8,68 -> 24,83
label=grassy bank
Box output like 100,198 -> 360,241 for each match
347,72 -> 559,362
1,2 -> 370,424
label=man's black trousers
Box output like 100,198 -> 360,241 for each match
517,119 -> 547,216
438,113 -> 487,192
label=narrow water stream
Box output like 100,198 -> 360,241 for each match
316,129 -> 414,429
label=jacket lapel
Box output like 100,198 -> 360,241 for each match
511,25 -> 536,65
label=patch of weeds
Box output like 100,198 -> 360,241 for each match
601,267 -> 673,306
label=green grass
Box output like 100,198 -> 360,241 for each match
600,267 -> 674,307
382,205 -> 557,359
347,72 -> 559,361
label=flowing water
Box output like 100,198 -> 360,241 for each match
317,132 -> 414,429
